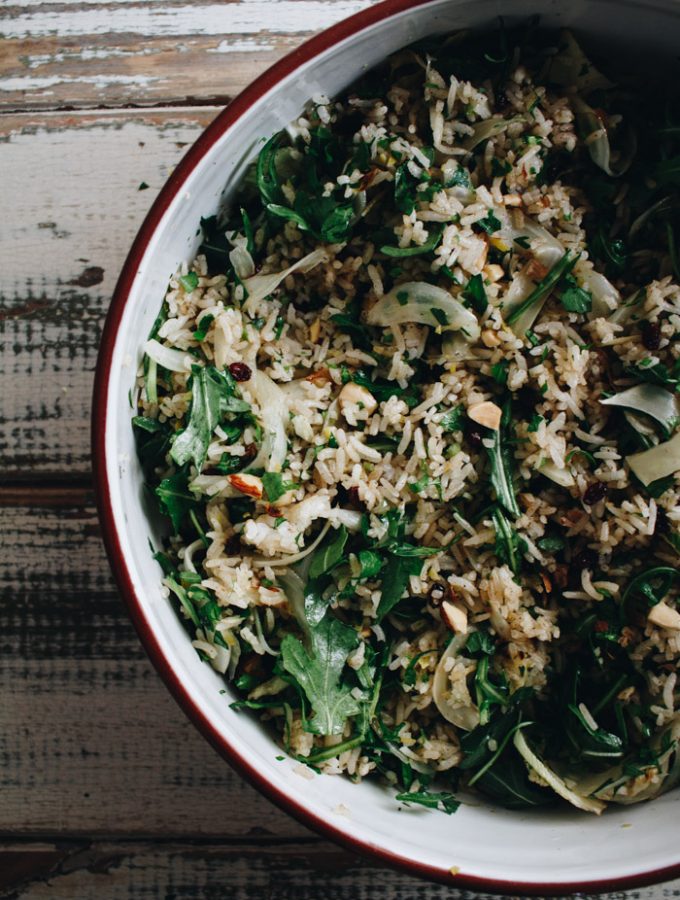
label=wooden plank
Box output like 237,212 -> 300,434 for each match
0,0 -> 375,112
2,840 -> 680,900
0,109 -> 215,477
0,498 -> 309,838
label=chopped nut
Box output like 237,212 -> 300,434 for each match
503,193 -> 522,207
468,400 -> 502,431
441,600 -> 468,634
338,382 -> 378,414
525,258 -> 549,281
308,318 -> 321,343
647,602 -> 680,631
305,367 -> 331,385
540,572 -> 552,594
553,564 -> 568,589
228,473 -> 263,499
483,264 -> 504,283
481,328 -> 501,348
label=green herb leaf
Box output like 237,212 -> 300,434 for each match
559,282 -> 592,314
179,271 -> 199,292
170,367 -> 250,471
280,614 -> 361,735
262,472 -> 297,503
477,210 -> 502,234
376,555 -> 423,621
155,470 -> 198,533
440,406 -> 465,433
462,273 -> 488,315
309,526 -> 349,579
358,550 -> 384,578
380,226 -> 443,258
395,790 -> 460,814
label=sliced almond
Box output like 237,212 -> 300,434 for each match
481,328 -> 501,348
338,382 -> 378,415
503,193 -> 522,207
228,473 -> 263,499
305,367 -> 331,385
441,600 -> 468,634
647,601 -> 680,631
468,400 -> 502,431
525,258 -> 549,281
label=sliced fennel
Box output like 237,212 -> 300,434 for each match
366,281 -> 480,342
505,252 -> 578,335
542,30 -> 614,94
247,370 -> 290,473
242,248 -> 328,311
600,384 -> 680,433
462,116 -> 525,152
513,729 -> 605,814
144,339 -> 194,374
433,634 -> 481,732
572,96 -> 637,178
626,430 -> 680,486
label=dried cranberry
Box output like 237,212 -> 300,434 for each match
583,482 -> 607,506
428,582 -> 448,607
346,486 -> 362,508
641,321 -> 661,351
572,548 -> 599,571
229,362 -> 252,382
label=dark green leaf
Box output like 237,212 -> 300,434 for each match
395,790 -> 460,814
358,550 -> 384,578
193,313 -> 214,341
262,472 -> 298,503
380,226 -> 442,258
155,470 -> 198,533
266,203 -> 311,231
506,252 -> 579,328
560,284 -> 592,314
309,526 -> 349,579
376,555 -> 423,621
440,406 -> 465,433
280,614 -> 361,735
477,210 -> 502,234
462,273 -> 488,314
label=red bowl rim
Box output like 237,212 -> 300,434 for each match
92,0 -> 680,892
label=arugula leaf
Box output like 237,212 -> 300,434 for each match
385,542 -> 440,558
320,203 -> 355,242
309,526 -> 348,579
380,226 -> 442,258
256,132 -> 285,206
559,278 -> 592,313
492,507 -> 526,574
491,360 -> 509,385
462,273 -> 488,314
466,629 -> 496,657
358,549 -> 384,578
262,472 -> 297,503
132,416 -> 172,478
343,368 -> 420,408
280,614 -> 361,735
395,790 -> 460,814
486,423 -> 520,518
170,366 -> 250,471
376,555 -> 423,621
394,163 -> 419,214
155,470 -> 198,533
266,203 -> 311,231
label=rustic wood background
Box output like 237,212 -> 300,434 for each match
1,1 -> 679,897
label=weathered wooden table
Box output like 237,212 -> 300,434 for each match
1,2 -> 679,896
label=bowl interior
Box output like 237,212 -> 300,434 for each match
99,0 -> 680,888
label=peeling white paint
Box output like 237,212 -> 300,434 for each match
1,1 -> 374,39
23,47 -> 156,69
0,74 -> 162,92
207,38 -> 275,54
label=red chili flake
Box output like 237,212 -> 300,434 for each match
229,362 -> 252,382
594,620 -> 610,634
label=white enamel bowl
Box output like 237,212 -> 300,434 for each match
93,0 -> 680,891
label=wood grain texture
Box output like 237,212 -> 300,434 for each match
0,0 -> 375,111
1,110 -> 215,477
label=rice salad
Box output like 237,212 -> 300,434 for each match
133,24 -> 680,815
